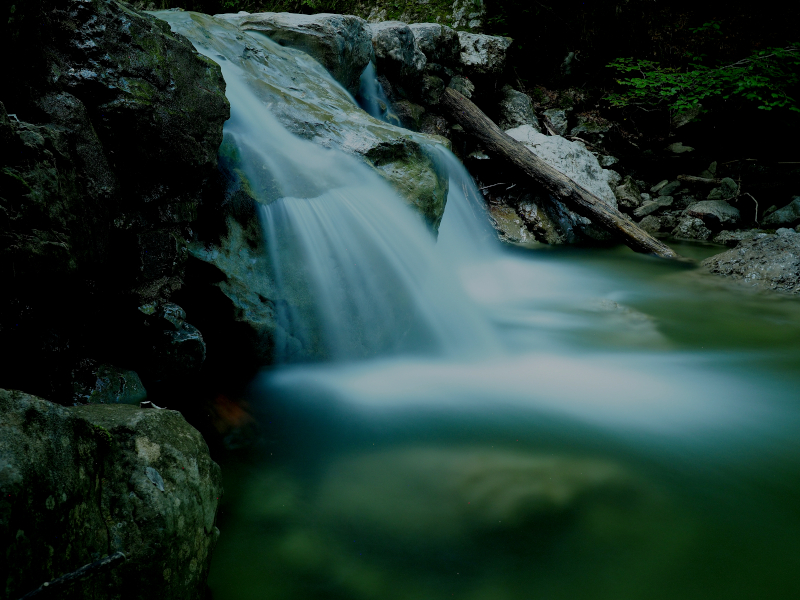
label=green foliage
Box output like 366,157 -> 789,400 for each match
605,43 -> 800,117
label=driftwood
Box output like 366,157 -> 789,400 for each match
18,552 -> 126,599
441,87 -> 681,259
677,174 -> 722,185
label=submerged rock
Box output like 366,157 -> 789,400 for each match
0,389 -> 221,600
215,12 -> 373,95
702,230 -> 800,294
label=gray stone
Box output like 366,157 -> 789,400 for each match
542,108 -> 569,136
699,161 -> 718,179
650,180 -> 670,194
672,216 -> 712,241
666,141 -> 694,154
452,0 -> 487,30
703,232 -> 800,294
763,197 -> 800,227
712,229 -> 759,247
369,21 -> 427,97
215,12 -> 373,95
707,177 -> 739,200
0,389 -> 221,600
85,365 -> 148,405
658,180 -> 681,196
685,200 -> 740,229
457,31 -> 512,80
638,215 -> 663,234
569,114 -> 611,139
408,23 -> 460,65
498,86 -> 540,132
505,125 -> 618,208
634,196 -> 673,218
599,155 -> 619,167
420,74 -> 445,105
448,75 -> 475,99
614,176 -> 643,211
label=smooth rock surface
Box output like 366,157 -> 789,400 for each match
634,196 -> 674,218
703,230 -> 800,294
215,12 -> 373,95
0,389 -> 221,600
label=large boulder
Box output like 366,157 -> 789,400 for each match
408,23 -> 461,65
214,12 -> 373,95
457,31 -> 512,83
505,125 -> 619,208
369,21 -> 427,98
0,0 -> 229,401
702,229 -> 800,294
0,389 -> 221,600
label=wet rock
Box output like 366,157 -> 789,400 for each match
0,389 -> 221,600
151,322 -> 207,380
489,205 -> 538,244
614,176 -> 643,211
408,23 -> 460,65
449,75 -> 475,99
369,21 -> 427,98
542,108 -> 569,136
685,200 -> 740,230
215,12 -> 373,95
702,230 -> 800,294
161,12 -> 449,228
505,125 -> 618,208
391,99 -> 426,130
498,86 -> 540,132
634,196 -> 674,218
707,177 -> 739,200
419,75 -> 445,106
672,216 -> 713,241
763,196 -> 800,227
457,32 -> 512,82
316,447 -> 643,546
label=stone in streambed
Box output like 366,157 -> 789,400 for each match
0,388 -> 221,600
763,196 -> 800,227
702,230 -> 800,294
634,196 -> 674,218
498,85 -> 540,132
685,200 -> 740,230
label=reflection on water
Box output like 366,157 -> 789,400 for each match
210,245 -> 800,600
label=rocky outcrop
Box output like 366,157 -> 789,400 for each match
702,229 -> 800,294
215,12 -> 373,95
0,389 -> 221,600
457,31 -> 512,84
369,21 -> 428,98
408,23 -> 461,65
0,0 -> 229,402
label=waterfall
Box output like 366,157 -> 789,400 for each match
355,61 -> 400,125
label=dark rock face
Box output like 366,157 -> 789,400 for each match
0,0 -> 229,401
0,388 -> 222,600
702,229 -> 800,295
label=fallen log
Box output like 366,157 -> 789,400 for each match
677,174 -> 722,185
441,87 -> 681,259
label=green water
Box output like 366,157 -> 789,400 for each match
207,243 -> 800,600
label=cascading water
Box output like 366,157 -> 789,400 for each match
355,61 -> 399,125
157,11 -> 800,600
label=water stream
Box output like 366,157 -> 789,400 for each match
158,11 -> 800,600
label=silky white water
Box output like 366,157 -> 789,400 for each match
157,11 -> 800,600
